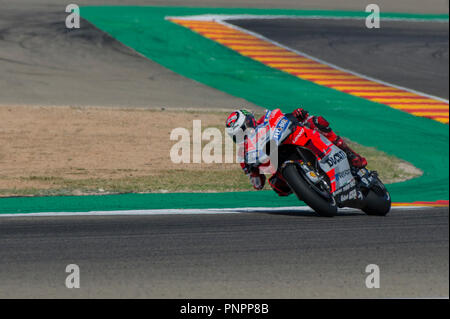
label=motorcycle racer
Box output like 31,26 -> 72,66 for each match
225,108 -> 367,196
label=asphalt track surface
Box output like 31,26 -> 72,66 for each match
0,0 -> 448,108
0,1 -> 255,109
1,1 -> 449,298
231,18 -> 449,99
0,207 -> 448,298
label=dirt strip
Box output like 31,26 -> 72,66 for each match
0,105 -> 421,196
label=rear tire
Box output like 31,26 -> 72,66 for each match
283,164 -> 337,217
362,184 -> 391,216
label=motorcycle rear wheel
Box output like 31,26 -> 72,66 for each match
283,163 -> 338,217
362,182 -> 391,216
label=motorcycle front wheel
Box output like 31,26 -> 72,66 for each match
282,163 -> 338,217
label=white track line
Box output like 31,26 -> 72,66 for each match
166,14 -> 449,23
0,206 -> 435,218
167,14 -> 449,103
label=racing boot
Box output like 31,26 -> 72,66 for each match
308,116 -> 367,168
334,137 -> 368,168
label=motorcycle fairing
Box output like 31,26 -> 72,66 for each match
287,125 -> 357,200
263,109 -> 294,146
318,143 -> 357,198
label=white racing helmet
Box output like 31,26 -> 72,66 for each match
225,110 -> 257,142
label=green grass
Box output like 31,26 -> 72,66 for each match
0,170 -> 248,197
347,140 -> 422,182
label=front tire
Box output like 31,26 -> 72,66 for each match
283,164 -> 337,217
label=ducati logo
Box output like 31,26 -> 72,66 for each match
326,150 -> 347,167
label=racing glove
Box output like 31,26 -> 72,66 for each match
249,171 -> 266,190
292,108 -> 309,122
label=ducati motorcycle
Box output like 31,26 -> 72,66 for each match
245,109 -> 391,217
